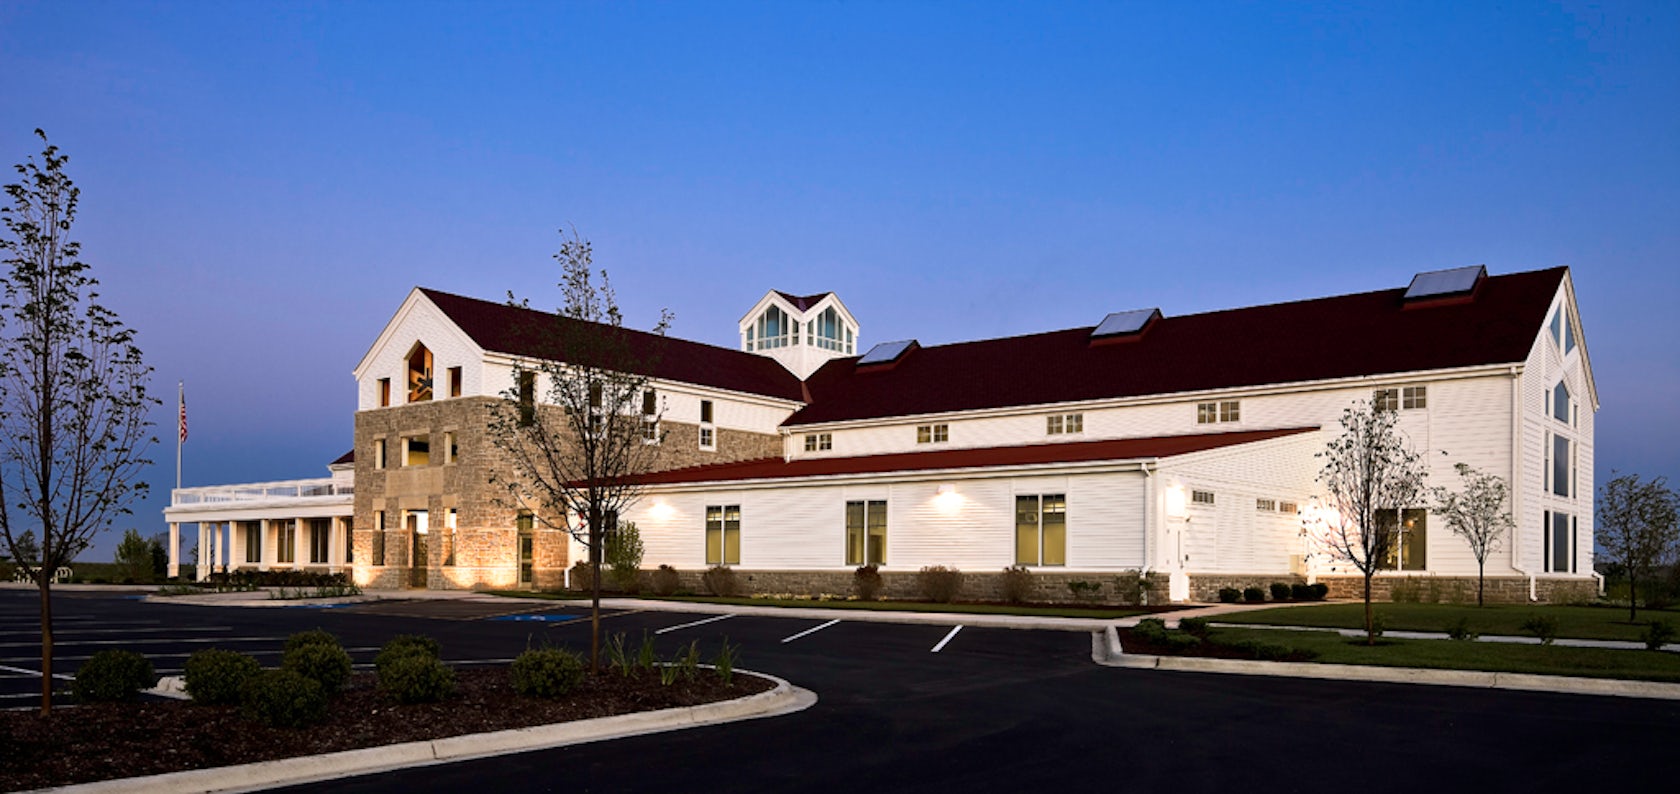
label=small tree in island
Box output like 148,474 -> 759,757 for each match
1303,402 -> 1427,644
1432,462 -> 1513,606
486,230 -> 670,673
1597,472 -> 1679,622
0,131 -> 157,714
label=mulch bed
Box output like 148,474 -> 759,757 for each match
1116,628 -> 1318,662
0,667 -> 774,791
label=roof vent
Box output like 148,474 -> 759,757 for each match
1403,265 -> 1486,304
856,339 -> 918,370
1090,308 -> 1162,344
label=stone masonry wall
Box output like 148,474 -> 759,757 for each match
1317,575 -> 1600,605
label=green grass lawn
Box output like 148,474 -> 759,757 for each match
489,590 -> 1149,619
1206,626 -> 1680,682
1216,602 -> 1680,642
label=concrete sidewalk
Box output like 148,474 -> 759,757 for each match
1208,621 -> 1678,652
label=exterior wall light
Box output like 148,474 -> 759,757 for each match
1165,485 -> 1188,520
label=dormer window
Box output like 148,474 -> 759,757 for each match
406,343 -> 433,403
754,306 -> 792,350
813,307 -> 847,352
1549,305 -> 1576,354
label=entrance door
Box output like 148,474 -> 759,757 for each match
407,510 -> 429,589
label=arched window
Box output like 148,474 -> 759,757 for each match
407,343 -> 433,403
812,307 -> 846,351
755,306 -> 790,349
1552,381 -> 1571,425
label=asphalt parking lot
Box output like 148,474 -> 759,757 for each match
6,589 -> 1679,793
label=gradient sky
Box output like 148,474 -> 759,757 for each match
1,1 -> 1675,561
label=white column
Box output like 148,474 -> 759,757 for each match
195,523 -> 209,581
211,523 -> 222,574
230,522 -> 243,572
329,517 -> 344,573
168,522 -> 180,579
294,519 -> 307,570
259,519 -> 271,571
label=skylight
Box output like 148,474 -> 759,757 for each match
1091,308 -> 1162,339
1404,265 -> 1486,300
857,339 -> 916,366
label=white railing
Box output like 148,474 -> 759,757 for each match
172,478 -> 353,506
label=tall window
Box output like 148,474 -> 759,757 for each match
1552,381 -> 1572,425
1378,509 -> 1428,571
699,399 -> 716,450
845,500 -> 887,566
442,431 -> 458,464
374,438 -> 387,469
407,343 -> 433,402
444,508 -> 458,567
1547,433 -> 1573,498
916,424 -> 948,444
1550,305 -> 1576,354
754,306 -> 791,350
813,307 -> 847,351
242,522 -> 261,564
1544,510 -> 1576,573
344,519 -> 353,564
373,512 -> 386,566
404,435 -> 429,467
276,520 -> 297,564
642,389 -> 659,442
518,371 -> 536,426
517,511 -> 534,587
1015,494 -> 1066,566
448,366 -> 463,398
309,518 -> 330,564
378,378 -> 391,407
1197,401 -> 1240,424
705,505 -> 741,565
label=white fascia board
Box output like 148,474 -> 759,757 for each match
738,290 -> 797,328
1558,270 -> 1601,411
1153,429 -> 1322,470
479,351 -> 806,411
163,498 -> 354,523
351,288 -> 486,381
642,459 -> 1152,494
806,292 -> 859,330
782,362 -> 1523,433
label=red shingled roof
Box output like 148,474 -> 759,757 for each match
637,427 -> 1317,485
789,267 -> 1565,426
420,289 -> 805,402
773,291 -> 834,312
331,450 -> 355,465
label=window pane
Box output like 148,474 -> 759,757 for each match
705,506 -> 722,565
1553,382 -> 1570,423
1552,435 -> 1570,496
845,501 -> 865,566
1401,508 -> 1427,570
866,501 -> 887,566
1015,495 -> 1040,565
1067,414 -> 1082,433
724,505 -> 741,565
1042,495 -> 1066,566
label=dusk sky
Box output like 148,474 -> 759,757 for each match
1,1 -> 1675,561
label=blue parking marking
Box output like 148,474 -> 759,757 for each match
489,613 -> 580,623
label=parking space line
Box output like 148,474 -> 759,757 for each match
931,625 -> 963,653
0,636 -> 286,649
1,647 -> 382,665
781,619 -> 841,644
0,626 -> 233,637
654,614 -> 734,634
0,663 -> 73,681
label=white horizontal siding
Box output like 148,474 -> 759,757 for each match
358,294 -> 485,411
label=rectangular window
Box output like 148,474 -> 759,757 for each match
1197,401 -> 1240,423
448,366 -> 463,398
518,372 -> 536,426
309,518 -> 330,564
276,520 -> 296,564
373,512 -> 386,566
700,399 -> 713,423
517,512 -> 534,587
1256,498 -> 1276,511
444,508 -> 458,567
1279,501 -> 1298,514
1544,510 -> 1576,573
705,505 -> 741,566
243,521 -> 261,564
1046,414 -> 1084,435
1065,414 -> 1083,433
374,439 -> 386,469
916,424 -> 949,444
845,500 -> 887,566
642,389 -> 659,443
1191,489 -> 1215,506
1552,434 -> 1571,497
1378,509 -> 1428,571
804,433 -> 832,452
441,431 -> 457,464
404,435 -> 430,467
587,383 -> 604,432
643,389 -> 657,416
699,400 -> 716,450
1402,386 -> 1427,410
1373,388 -> 1400,412
344,519 -> 353,564
1015,494 -> 1067,566
379,378 -> 391,407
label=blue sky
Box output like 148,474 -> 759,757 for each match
0,1 -> 1675,560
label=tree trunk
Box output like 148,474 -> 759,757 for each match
589,506 -> 601,675
1477,562 -> 1485,607
1629,573 -> 1638,623
1363,572 -> 1375,646
37,578 -> 53,715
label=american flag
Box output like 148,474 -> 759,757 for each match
178,390 -> 188,443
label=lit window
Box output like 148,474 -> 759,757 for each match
374,439 -> 387,470
1197,401 -> 1240,424
1403,386 -> 1427,410
916,424 -> 949,444
1373,388 -> 1400,412
373,512 -> 386,566
699,399 -> 716,450
407,344 -> 433,403
1256,498 -> 1276,511
845,500 -> 887,566
1015,494 -> 1066,566
804,433 -> 832,452
1379,509 -> 1428,571
448,366 -> 463,398
441,432 -> 457,464
378,378 -> 391,408
1191,490 -> 1215,506
518,372 -> 536,426
403,435 -> 429,467
1047,414 -> 1084,435
1279,501 -> 1298,514
705,505 -> 741,566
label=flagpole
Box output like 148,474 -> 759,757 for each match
176,381 -> 183,492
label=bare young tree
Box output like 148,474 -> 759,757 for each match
1431,462 -> 1513,606
1597,472 -> 1680,622
1303,401 -> 1427,644
0,131 -> 157,714
487,230 -> 670,672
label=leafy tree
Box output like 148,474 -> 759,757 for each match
0,131 -> 157,714
487,229 -> 669,672
1431,462 -> 1513,606
148,531 -> 169,580
1303,402 -> 1427,644
8,528 -> 39,563
114,528 -> 154,583
605,519 -> 645,594
1597,473 -> 1680,621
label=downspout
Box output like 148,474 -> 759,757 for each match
1508,364 -> 1536,601
1141,461 -> 1154,605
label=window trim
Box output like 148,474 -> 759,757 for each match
916,423 -> 949,444
378,378 -> 391,408
699,399 -> 716,451
804,433 -> 832,452
1196,401 -> 1240,424
705,504 -> 741,566
448,366 -> 463,398
845,499 -> 887,566
1014,493 -> 1067,567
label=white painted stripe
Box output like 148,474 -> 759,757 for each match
0,663 -> 74,680
654,614 -> 734,635
931,625 -> 963,653
781,619 -> 840,644
0,636 -> 285,649
0,626 -> 232,637
0,648 -> 382,665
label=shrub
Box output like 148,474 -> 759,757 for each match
375,634 -> 441,673
1132,617 -> 1168,641
652,564 -> 681,596
1230,638 -> 1299,661
605,520 -> 644,594
854,565 -> 884,601
183,648 -> 261,705
1067,580 -> 1103,602
1243,586 -> 1265,603
713,638 -> 739,683
72,649 -> 156,703
379,654 -> 455,703
241,669 -> 328,727
1178,617 -> 1211,638
1291,583 -> 1313,601
569,560 -> 594,592
1445,617 -> 1480,642
1218,587 -> 1241,603
1160,633 -> 1202,651
1113,571 -> 1148,606
702,565 -> 740,597
1521,614 -> 1559,645
916,565 -> 964,603
1269,582 -> 1292,601
1641,620 -> 1676,651
283,642 -> 353,695
1390,580 -> 1422,603
999,565 -> 1033,604
1308,583 -> 1329,601
510,647 -> 585,698
283,629 -> 342,655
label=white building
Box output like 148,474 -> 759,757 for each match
166,264 -> 1599,603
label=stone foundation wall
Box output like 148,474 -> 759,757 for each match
1186,574 -> 1307,603
573,566 -> 1165,606
1317,575 -> 1600,605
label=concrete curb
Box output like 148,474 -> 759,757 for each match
39,670 -> 816,794
1089,626 -> 1680,700
540,596 -> 1117,632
